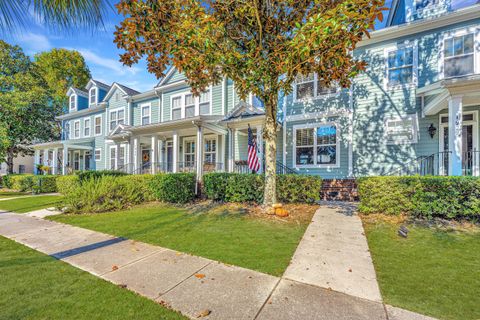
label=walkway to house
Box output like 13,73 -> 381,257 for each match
0,206 -> 436,320
0,193 -> 59,201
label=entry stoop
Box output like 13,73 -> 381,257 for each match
320,179 -> 359,201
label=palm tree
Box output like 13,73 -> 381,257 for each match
0,0 -> 110,32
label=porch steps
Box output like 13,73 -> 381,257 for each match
320,179 -> 358,202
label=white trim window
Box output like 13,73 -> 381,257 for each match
84,118 -> 91,137
172,96 -> 182,120
118,146 -> 125,168
69,95 -> 76,111
385,45 -> 417,87
385,114 -> 418,145
94,115 -> 102,136
184,139 -> 196,167
294,73 -> 338,101
141,104 -> 151,125
185,94 -> 195,118
94,148 -> 101,161
109,109 -> 125,131
204,138 -> 216,164
73,120 -> 80,139
89,87 -> 97,106
444,33 -> 475,78
110,147 -> 116,170
293,123 -> 340,168
199,89 -> 211,115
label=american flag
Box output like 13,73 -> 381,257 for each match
247,125 -> 260,172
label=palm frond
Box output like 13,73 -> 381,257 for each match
0,0 -> 29,32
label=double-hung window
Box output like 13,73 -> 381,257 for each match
294,124 -> 339,167
204,138 -> 216,163
94,149 -> 101,161
74,121 -> 80,139
84,118 -> 91,137
172,96 -> 182,120
89,87 -> 97,106
141,105 -> 151,125
69,95 -> 76,111
444,33 -> 474,78
385,115 -> 418,144
110,109 -> 125,131
110,147 -> 116,169
118,146 -> 125,168
185,94 -> 195,118
386,47 -> 415,87
199,90 -> 210,115
295,74 -> 338,100
184,140 -> 195,167
94,115 -> 102,135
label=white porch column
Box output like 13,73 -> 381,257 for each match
172,131 -> 179,173
219,134 -> 225,172
256,125 -> 264,173
196,125 -> 204,181
132,137 -> 139,173
125,141 -> 131,173
115,144 -> 120,170
159,139 -> 165,167
62,147 -> 68,175
34,150 -> 40,175
228,128 -> 236,172
151,135 -> 158,174
43,149 -> 48,175
448,95 -> 463,176
52,148 -> 58,175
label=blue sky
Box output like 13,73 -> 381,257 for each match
3,2 -> 394,93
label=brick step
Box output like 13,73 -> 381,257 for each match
320,179 -> 358,201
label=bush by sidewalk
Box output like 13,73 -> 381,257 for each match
2,174 -> 58,193
358,176 -> 480,219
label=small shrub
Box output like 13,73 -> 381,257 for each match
203,172 -> 231,201
358,176 -> 480,219
56,175 -> 81,195
32,175 -> 58,193
150,173 -> 196,203
1,174 -> 58,193
76,170 -> 128,182
276,174 -> 322,203
225,174 -> 264,203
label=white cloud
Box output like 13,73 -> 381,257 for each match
16,32 -> 52,53
74,48 -> 140,76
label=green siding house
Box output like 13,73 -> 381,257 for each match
32,1 -> 480,180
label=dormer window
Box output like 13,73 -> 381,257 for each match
69,95 -> 76,111
89,87 -> 97,106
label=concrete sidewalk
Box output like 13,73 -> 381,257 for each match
0,208 -> 436,320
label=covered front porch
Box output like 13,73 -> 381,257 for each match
418,75 -> 480,176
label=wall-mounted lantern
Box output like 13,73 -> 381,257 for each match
428,123 -> 437,139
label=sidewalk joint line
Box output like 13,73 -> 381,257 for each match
253,277 -> 282,320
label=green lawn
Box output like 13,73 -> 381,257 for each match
363,218 -> 480,320
0,191 -> 28,199
0,236 -> 185,319
50,203 -> 311,276
0,195 -> 62,213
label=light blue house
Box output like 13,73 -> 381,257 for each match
33,0 -> 480,180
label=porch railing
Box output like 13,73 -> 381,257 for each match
233,160 -> 297,174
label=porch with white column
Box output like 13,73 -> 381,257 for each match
196,125 -> 204,181
172,131 -> 179,173
448,95 -> 463,176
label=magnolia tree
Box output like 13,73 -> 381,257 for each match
114,0 -> 384,206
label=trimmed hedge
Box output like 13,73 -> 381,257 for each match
2,174 -> 58,193
358,176 -> 480,219
76,170 -> 128,182
149,173 -> 196,204
203,173 -> 322,203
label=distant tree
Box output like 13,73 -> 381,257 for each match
114,0 -> 384,207
35,49 -> 91,115
0,40 -> 55,173
0,0 -> 110,32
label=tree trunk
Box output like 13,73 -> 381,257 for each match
6,149 -> 14,174
263,96 -> 278,206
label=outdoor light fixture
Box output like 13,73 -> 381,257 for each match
428,123 -> 437,138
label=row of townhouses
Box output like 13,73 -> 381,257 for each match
32,1 -> 480,179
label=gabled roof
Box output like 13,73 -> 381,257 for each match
85,79 -> 111,91
107,123 -> 132,138
223,101 -> 265,122
66,87 -> 88,97
156,66 -> 177,87
103,82 -> 140,101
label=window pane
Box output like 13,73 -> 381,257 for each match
118,110 -> 124,119
453,36 -> 464,55
185,94 -> 194,106
200,103 -> 210,115
445,55 -> 474,77
444,38 -> 454,57
185,106 -> 195,118
464,34 -> 474,54
172,109 -> 181,120
172,97 -> 182,109
296,82 -> 314,99
317,146 -> 337,164
142,107 -> 149,117
296,128 -> 314,146
296,147 -> 314,165
296,73 -> 314,83
199,91 -> 209,103
317,126 -> 337,145
317,80 -> 337,96
401,67 -> 413,83
388,69 -> 401,85
111,112 -> 117,121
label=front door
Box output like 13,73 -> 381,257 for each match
440,112 -> 478,175
166,141 -> 173,172
85,151 -> 92,171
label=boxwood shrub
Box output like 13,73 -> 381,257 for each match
203,173 -> 322,204
76,170 -> 128,182
1,174 -> 58,193
358,176 -> 480,219
149,173 -> 196,204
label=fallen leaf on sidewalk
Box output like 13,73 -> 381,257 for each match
118,284 -> 127,288
195,273 -> 206,279
348,268 -> 352,272
112,265 -> 119,271
196,309 -> 211,318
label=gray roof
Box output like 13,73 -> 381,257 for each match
116,83 -> 140,96
223,102 -> 265,121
